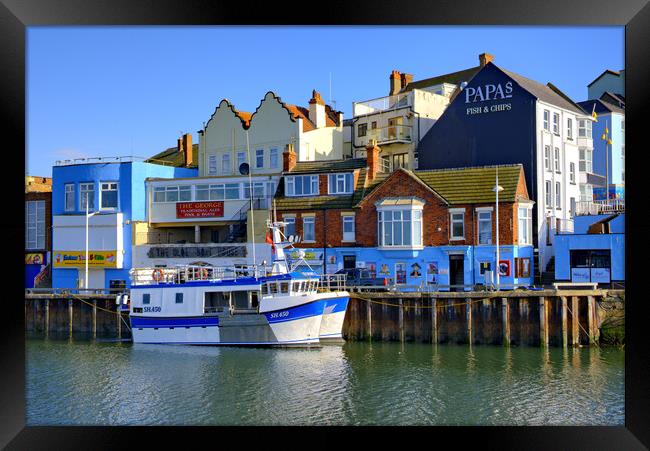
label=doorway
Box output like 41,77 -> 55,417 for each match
343,255 -> 356,269
449,255 -> 465,291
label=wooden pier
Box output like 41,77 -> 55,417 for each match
342,289 -> 624,347
24,288 -> 623,346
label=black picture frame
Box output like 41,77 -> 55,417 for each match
2,0 -> 648,448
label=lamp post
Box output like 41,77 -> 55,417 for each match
85,198 -> 98,290
493,169 -> 504,290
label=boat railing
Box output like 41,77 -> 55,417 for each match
129,264 -> 269,285
318,274 -> 347,292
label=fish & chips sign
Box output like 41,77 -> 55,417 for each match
465,81 -> 513,116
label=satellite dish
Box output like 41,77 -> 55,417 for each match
239,162 -> 250,175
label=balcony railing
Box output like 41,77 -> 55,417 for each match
353,93 -> 412,116
575,199 -> 625,216
357,125 -> 412,147
54,156 -> 172,166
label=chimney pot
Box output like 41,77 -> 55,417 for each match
366,140 -> 381,181
479,53 -> 494,67
400,73 -> 413,90
283,143 -> 297,172
181,133 -> 193,167
389,70 -> 402,96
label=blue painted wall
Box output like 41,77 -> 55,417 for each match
295,245 -> 534,291
554,233 -> 624,281
573,214 -> 624,234
52,161 -> 197,289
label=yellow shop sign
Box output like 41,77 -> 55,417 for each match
53,251 -> 118,268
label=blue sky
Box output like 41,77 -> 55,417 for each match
27,26 -> 624,177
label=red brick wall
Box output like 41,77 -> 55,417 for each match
278,210 -> 357,249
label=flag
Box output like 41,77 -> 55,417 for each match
265,231 -> 273,244
591,103 -> 598,122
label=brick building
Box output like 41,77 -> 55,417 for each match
274,141 -> 535,289
25,176 -> 53,288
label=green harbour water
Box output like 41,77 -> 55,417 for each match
26,338 -> 624,426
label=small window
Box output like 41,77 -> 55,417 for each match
543,110 -> 550,130
256,149 -> 264,168
342,215 -> 355,241
328,173 -> 354,194
477,211 -> 492,245
552,113 -> 560,135
371,121 -> 377,129
195,184 -> 210,201
64,184 -> 75,211
261,284 -> 269,295
303,216 -> 315,241
179,185 -> 192,201
283,217 -> 296,237
208,155 -> 217,175
358,123 -> 367,137
79,183 -> 95,211
153,186 -> 166,202
100,182 -> 118,210
237,151 -> 246,169
567,118 -> 573,139
450,212 -> 464,240
544,146 -> 551,171
569,163 -> 576,184
269,283 -> 278,294
555,182 -> 561,209
142,294 -> 151,305
269,148 -> 279,169
222,154 -> 231,175
292,281 -> 301,293
554,147 -> 561,173
175,293 -> 183,304
225,183 -> 240,199
545,180 -> 552,208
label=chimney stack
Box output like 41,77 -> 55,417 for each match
366,139 -> 381,181
389,70 -> 401,96
180,133 -> 193,167
308,90 -> 326,128
283,143 -> 297,172
400,73 -> 413,91
479,52 -> 494,67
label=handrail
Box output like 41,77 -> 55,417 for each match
54,156 -> 162,166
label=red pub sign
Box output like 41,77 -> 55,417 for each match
176,201 -> 224,218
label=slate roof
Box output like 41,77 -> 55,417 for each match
289,158 -> 367,174
409,164 -> 525,204
146,144 -> 199,168
587,69 -> 622,87
577,99 -> 625,116
500,67 -> 586,115
401,66 -> 482,93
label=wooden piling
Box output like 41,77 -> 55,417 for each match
539,297 -> 548,347
366,299 -> 372,341
561,296 -> 568,348
587,296 -> 597,345
381,301 -> 389,342
92,300 -> 97,340
399,298 -> 404,342
466,298 -> 472,345
502,297 -> 510,346
571,296 -> 580,346
68,299 -> 73,338
117,309 -> 122,339
431,298 -> 438,344
44,299 -> 50,338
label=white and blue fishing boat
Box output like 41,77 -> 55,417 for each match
128,221 -> 349,347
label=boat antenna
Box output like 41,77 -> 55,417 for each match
246,130 -> 256,268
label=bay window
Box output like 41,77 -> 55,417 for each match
328,173 -> 353,194
378,208 -> 423,247
579,148 -> 593,173
285,175 -> 319,196
578,119 -> 592,138
225,183 -> 239,200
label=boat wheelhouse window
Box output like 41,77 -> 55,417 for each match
175,293 -> 183,304
280,282 -> 289,294
261,283 -> 269,295
292,281 -> 301,293
232,291 -> 249,309
269,283 -> 278,294
142,294 -> 150,305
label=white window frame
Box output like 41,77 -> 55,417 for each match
543,110 -> 550,130
552,112 -> 560,135
377,206 -> 423,248
567,118 -> 573,140
450,210 -> 465,241
328,173 -> 354,195
221,153 -> 231,175
208,155 -> 217,175
554,147 -> 561,173
517,204 -> 533,245
555,181 -> 561,209
544,146 -> 551,171
477,210 -> 492,245
269,148 -> 279,169
569,163 -> 576,184
283,216 -> 296,238
99,181 -> 119,211
285,175 -> 319,197
79,182 -> 94,211
256,149 -> 264,169
342,215 -> 355,242
237,151 -> 246,170
25,200 -> 46,250
64,183 -> 75,212
303,216 -> 315,242
545,180 -> 552,208
578,119 -> 592,138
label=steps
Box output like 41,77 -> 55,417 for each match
540,256 -> 556,287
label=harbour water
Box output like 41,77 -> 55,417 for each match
26,338 -> 624,426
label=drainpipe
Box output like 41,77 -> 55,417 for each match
323,210 -> 327,275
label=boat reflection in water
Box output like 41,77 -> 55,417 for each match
128,221 -> 349,347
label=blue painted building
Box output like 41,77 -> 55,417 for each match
554,213 -> 624,285
51,158 -> 196,290
577,93 -> 625,200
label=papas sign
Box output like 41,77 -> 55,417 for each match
465,81 -> 513,116
176,201 -> 224,218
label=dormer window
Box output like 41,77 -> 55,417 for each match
285,175 -> 319,196
328,173 -> 353,195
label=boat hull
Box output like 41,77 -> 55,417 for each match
319,294 -> 350,342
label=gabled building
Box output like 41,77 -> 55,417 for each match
274,141 -> 535,289
415,59 -> 594,277
587,69 -> 624,101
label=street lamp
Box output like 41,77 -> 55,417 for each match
85,199 -> 99,290
492,168 -> 504,290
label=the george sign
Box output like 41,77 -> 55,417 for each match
176,201 -> 224,219
25,253 -> 45,265
53,250 -> 118,268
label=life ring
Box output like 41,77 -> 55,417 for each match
152,269 -> 164,282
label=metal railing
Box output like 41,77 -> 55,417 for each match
353,93 -> 412,116
357,125 -> 412,147
145,244 -> 247,259
54,156 -> 166,166
575,199 -> 625,216
130,264 -> 269,286
318,274 -> 347,292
